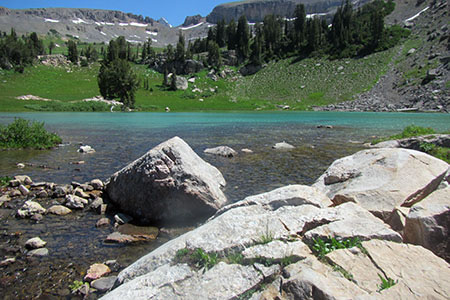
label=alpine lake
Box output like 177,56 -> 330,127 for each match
0,111 -> 449,299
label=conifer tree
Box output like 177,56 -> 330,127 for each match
67,40 -> 78,63
226,19 -> 237,50
175,31 -> 185,62
236,15 -> 250,59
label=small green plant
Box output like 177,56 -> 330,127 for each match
333,265 -> 354,281
227,252 -> 244,265
377,274 -> 397,291
191,248 -> 218,271
311,236 -> 363,258
256,222 -> 274,245
174,248 -> 190,261
0,176 -> 12,187
280,255 -> 297,267
419,143 -> 450,163
0,118 -> 62,149
69,280 -> 84,292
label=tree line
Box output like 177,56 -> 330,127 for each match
169,0 -> 407,68
0,29 -> 45,72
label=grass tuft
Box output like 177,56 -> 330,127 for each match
377,274 -> 397,292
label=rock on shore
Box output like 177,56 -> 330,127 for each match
101,147 -> 449,300
106,136 -> 227,224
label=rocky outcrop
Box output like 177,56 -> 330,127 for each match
105,137 -> 227,224
283,239 -> 450,299
313,148 -> 449,221
105,187 -> 399,291
101,147 -> 449,299
182,14 -> 205,27
404,186 -> 449,262
206,0 -> 345,24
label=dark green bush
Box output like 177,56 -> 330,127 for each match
0,118 -> 62,149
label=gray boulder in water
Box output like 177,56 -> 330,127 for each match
105,137 -> 227,224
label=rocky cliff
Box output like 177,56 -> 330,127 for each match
206,0 -> 370,23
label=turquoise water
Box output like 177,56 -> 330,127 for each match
0,111 -> 449,299
1,111 -> 449,201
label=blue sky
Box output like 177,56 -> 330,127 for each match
0,0 -> 231,26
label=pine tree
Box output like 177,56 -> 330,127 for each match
170,70 -> 177,91
250,23 -> 263,65
226,19 -> 237,50
48,41 -> 55,55
294,4 -> 306,49
67,40 -> 78,63
163,66 -> 169,87
237,15 -> 250,59
175,31 -> 186,62
207,40 -> 222,68
216,19 -> 226,48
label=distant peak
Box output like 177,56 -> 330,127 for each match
158,17 -> 172,28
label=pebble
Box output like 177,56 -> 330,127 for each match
27,248 -> 49,257
37,190 -> 48,198
114,213 -> 133,225
9,189 -> 21,197
14,175 -> 32,185
47,205 -> 72,216
90,179 -> 104,190
31,214 -> 44,222
0,257 -> 16,266
19,185 -> 30,196
91,276 -> 117,292
25,237 -> 47,249
241,148 -> 254,153
84,263 -> 111,282
17,163 -> 25,168
96,218 -> 110,227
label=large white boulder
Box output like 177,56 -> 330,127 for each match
314,148 -> 448,220
105,137 -> 227,224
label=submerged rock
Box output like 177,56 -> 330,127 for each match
25,237 -> 47,249
204,146 -> 237,158
47,205 -> 72,216
27,248 -> 49,257
106,136 -> 227,224
272,141 -> 295,150
78,145 -> 95,154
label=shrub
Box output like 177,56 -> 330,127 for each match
371,125 -> 436,144
0,176 -> 12,187
311,236 -> 363,258
0,118 -> 62,149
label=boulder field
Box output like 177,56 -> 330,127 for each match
101,138 -> 449,299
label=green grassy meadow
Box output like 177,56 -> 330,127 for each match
0,44 -> 399,112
